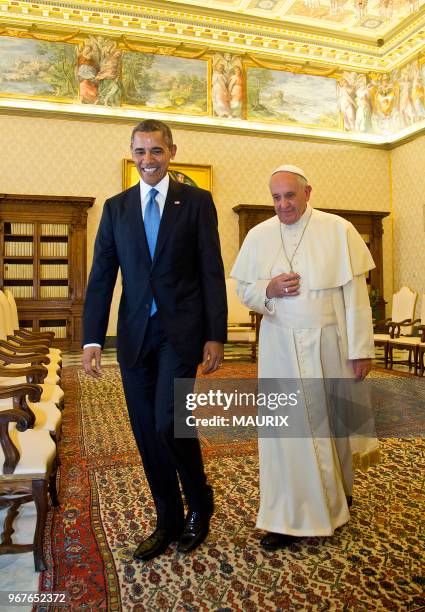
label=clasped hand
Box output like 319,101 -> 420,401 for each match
266,272 -> 300,299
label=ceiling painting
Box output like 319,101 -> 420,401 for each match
154,0 -> 425,38
1,0 -> 425,144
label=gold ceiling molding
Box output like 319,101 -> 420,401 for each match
119,36 -> 183,55
119,34 -> 209,59
0,15 -> 386,72
26,24 -> 80,42
244,54 -> 337,77
0,0 -> 424,72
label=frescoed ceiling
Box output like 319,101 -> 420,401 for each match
1,0 -> 425,72
150,0 -> 425,41
1,0 -> 425,149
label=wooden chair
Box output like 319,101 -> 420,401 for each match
374,287 -> 417,367
0,352 -> 64,409
0,294 -> 61,383
3,290 -> 61,357
0,383 -> 59,571
226,278 -> 259,361
0,291 -> 62,367
388,295 -> 425,374
0,364 -> 62,441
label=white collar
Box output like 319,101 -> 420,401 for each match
281,204 -> 312,232
139,173 -> 170,199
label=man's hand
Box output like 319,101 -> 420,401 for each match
201,341 -> 224,374
266,272 -> 300,299
83,346 -> 102,378
352,358 -> 372,381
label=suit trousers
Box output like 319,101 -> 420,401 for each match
120,313 -> 209,530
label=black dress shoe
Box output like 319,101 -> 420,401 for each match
133,527 -> 181,561
177,509 -> 213,553
260,532 -> 297,551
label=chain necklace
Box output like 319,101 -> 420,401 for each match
279,208 -> 312,273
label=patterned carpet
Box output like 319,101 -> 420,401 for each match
40,365 -> 425,611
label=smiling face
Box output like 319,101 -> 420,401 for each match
131,130 -> 177,186
270,171 -> 312,225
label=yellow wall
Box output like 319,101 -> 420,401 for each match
390,134 -> 425,316
0,112 -> 393,334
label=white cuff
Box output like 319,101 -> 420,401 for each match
264,297 -> 275,312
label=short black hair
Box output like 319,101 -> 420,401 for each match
130,120 -> 174,149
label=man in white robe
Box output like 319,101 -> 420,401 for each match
231,165 -> 379,551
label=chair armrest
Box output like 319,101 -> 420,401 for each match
390,318 -> 413,337
0,365 -> 48,384
0,340 -> 49,355
0,382 -> 42,467
0,383 -> 42,405
0,352 -> 50,366
7,335 -> 50,349
0,407 -> 33,474
14,329 -> 54,341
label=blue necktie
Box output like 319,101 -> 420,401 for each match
144,188 -> 160,316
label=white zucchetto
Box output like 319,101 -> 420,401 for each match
271,165 -> 308,182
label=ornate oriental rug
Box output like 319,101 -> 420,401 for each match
39,365 -> 424,611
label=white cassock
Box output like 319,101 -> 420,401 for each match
231,205 -> 380,537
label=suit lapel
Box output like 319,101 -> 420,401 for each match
126,183 -> 151,267
153,179 -> 184,266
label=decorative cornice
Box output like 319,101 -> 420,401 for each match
0,0 -> 425,72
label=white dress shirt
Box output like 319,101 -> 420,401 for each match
84,174 -> 170,349
140,174 -> 169,220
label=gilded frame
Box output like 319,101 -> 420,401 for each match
122,160 -> 213,192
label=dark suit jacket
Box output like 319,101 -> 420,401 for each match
83,179 -> 227,368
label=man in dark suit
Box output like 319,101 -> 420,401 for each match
82,119 -> 227,561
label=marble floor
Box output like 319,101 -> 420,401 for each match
0,344 -> 420,606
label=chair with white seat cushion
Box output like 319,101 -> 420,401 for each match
0,366 -> 62,440
0,296 -> 61,377
0,350 -> 60,386
388,295 -> 425,374
374,286 -> 417,368
3,289 -> 62,358
0,363 -> 64,410
0,291 -> 62,367
226,278 -> 259,361
0,383 -> 59,571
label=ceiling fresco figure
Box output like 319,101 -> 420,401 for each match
398,66 -> 416,126
95,39 -> 122,107
337,75 -> 356,131
78,40 -> 100,104
212,53 -> 243,119
355,74 -> 372,132
212,56 -> 231,118
228,64 -> 244,118
78,36 -> 122,106
411,62 -> 425,117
